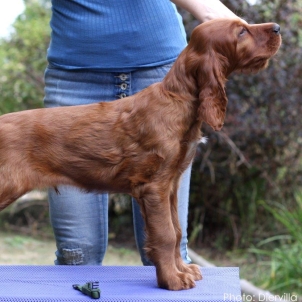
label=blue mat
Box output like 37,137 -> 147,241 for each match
0,266 -> 242,302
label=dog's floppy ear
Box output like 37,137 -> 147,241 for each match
197,52 -> 228,131
198,85 -> 228,131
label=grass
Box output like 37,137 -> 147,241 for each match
0,232 -> 141,266
249,190 -> 302,296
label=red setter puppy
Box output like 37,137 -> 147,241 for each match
0,19 -> 281,290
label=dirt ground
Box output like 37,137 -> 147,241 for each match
0,232 -> 141,265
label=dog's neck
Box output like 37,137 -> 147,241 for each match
161,52 -> 200,102
160,71 -> 203,143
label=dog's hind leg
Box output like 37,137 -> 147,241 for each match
0,166 -> 31,211
0,183 -> 29,211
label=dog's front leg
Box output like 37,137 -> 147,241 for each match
136,183 -> 196,290
169,184 -> 202,282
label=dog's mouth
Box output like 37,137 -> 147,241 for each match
235,56 -> 270,74
268,38 -> 282,55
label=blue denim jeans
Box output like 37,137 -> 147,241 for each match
44,64 -> 192,265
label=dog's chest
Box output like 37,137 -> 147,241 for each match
182,140 -> 198,165
183,136 -> 207,164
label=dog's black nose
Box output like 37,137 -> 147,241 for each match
273,23 -> 281,34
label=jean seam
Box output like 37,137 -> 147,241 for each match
97,193 -> 108,264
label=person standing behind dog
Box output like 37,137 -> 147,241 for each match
44,0 -> 242,266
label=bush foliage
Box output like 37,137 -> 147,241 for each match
0,0 -> 50,114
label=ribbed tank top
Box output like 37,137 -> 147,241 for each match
47,0 -> 187,71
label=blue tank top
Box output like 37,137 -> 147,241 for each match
47,0 -> 187,71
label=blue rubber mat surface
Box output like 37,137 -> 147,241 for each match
0,266 -> 242,302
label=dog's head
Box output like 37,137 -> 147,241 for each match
185,19 -> 282,131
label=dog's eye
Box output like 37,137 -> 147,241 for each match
239,27 -> 247,37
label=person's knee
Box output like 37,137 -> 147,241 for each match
55,247 -> 84,265
55,244 -> 103,265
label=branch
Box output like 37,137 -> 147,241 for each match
8,191 -> 48,214
218,131 -> 251,168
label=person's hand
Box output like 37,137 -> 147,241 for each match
171,0 -> 245,23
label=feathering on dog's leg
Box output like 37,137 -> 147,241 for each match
169,185 -> 202,281
136,183 -> 195,290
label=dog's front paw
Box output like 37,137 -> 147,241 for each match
176,261 -> 202,281
158,271 -> 196,290
185,264 -> 203,281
